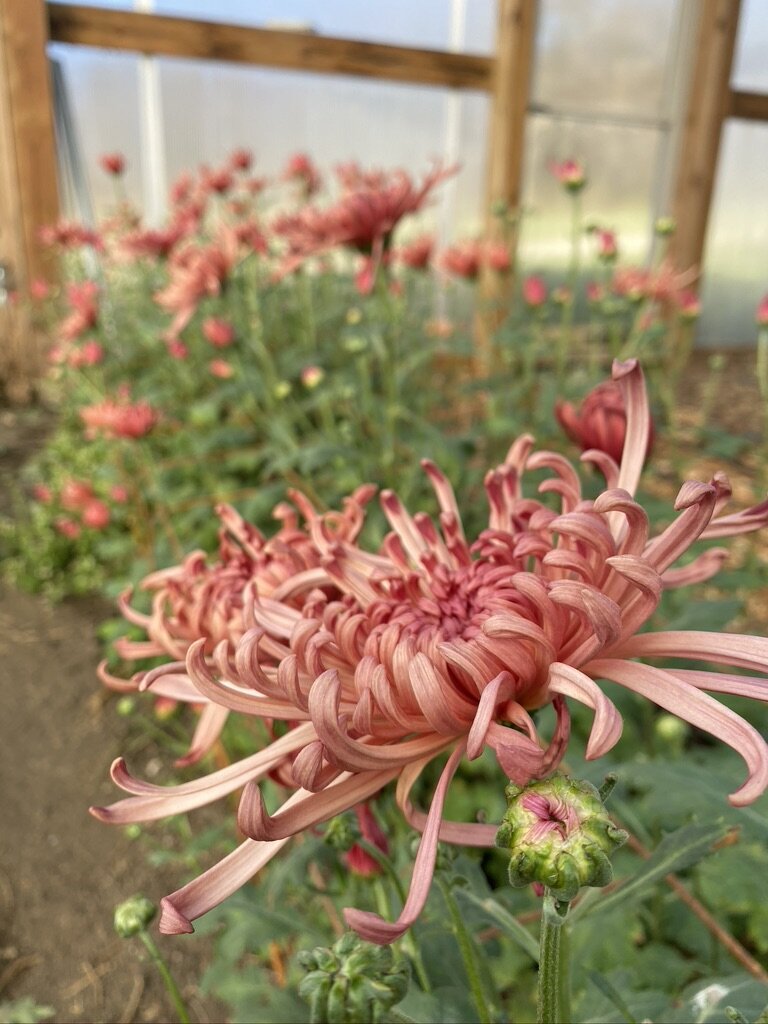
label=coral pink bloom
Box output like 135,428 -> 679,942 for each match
274,164 -> 454,274
120,225 -> 186,261
485,242 -> 512,273
550,159 -> 586,191
345,804 -> 389,877
282,152 -> 322,197
110,484 -> 129,504
55,517 -> 81,540
555,379 -> 653,466
100,152 -> 126,176
229,148 -> 254,172
439,241 -> 483,280
60,479 -> 94,510
93,361 -> 768,944
523,275 -> 547,308
80,393 -> 158,440
595,228 -> 618,262
59,282 -> 99,342
69,340 -> 104,368
82,499 -> 111,529
166,339 -> 189,360
202,317 -> 235,348
396,236 -> 433,271
612,261 -> 697,305
30,279 -> 51,301
209,359 -> 234,379
39,221 -> 102,251
155,228 -> 239,337
201,165 -> 234,195
677,289 -> 701,321
33,483 -> 52,504
756,295 -> 768,327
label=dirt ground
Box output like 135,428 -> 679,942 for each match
0,349 -> 764,1023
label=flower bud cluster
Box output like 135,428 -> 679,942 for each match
298,932 -> 409,1023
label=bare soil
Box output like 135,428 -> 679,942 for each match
0,349 -> 763,1023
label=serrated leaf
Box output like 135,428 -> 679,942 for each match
573,821 -> 728,920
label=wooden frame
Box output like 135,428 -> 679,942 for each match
47,4 -> 493,91
0,0 -> 59,399
669,0 -> 742,273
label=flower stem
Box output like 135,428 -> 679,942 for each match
438,879 -> 493,1024
537,893 -> 571,1024
139,929 -> 192,1024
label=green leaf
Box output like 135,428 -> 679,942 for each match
573,821 -> 728,920
455,890 -> 540,963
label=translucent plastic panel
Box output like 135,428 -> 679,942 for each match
49,46 -> 144,217
532,0 -> 682,120
148,0 -> 495,53
697,121 -> 768,349
158,59 -> 489,233
732,0 -> 768,92
519,115 -> 664,271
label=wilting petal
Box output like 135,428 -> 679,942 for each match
547,662 -> 623,758
344,744 -> 466,943
587,658 -> 768,805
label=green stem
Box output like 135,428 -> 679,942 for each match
139,929 -> 192,1024
438,879 -> 493,1024
537,894 -> 571,1024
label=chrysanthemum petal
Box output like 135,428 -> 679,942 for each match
587,658 -> 768,805
612,358 -> 650,499
547,663 -> 623,758
344,744 -> 465,943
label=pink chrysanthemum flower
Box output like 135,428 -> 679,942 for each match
555,379 -> 654,466
274,165 -> 454,275
100,494 -> 374,767
80,390 -> 158,440
93,361 -> 768,945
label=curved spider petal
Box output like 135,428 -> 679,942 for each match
547,662 -> 623,758
587,658 -> 768,805
344,744 -> 466,944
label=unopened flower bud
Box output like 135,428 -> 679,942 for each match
301,365 -> 324,389
346,307 -> 362,325
496,776 -> 628,903
298,932 -> 409,1024
114,895 -> 156,937
273,380 -> 292,400
654,216 -> 676,237
324,813 -> 358,852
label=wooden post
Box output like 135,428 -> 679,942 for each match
669,0 -> 741,274
476,0 -> 538,374
0,0 -> 59,400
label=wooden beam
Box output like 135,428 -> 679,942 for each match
47,4 -> 493,92
0,0 -> 59,400
476,0 -> 538,374
729,88 -> 768,121
485,0 -> 538,225
670,0 -> 742,273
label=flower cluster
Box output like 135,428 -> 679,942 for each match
94,360 -> 768,944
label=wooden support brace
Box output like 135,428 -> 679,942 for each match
0,0 -> 59,400
476,0 -> 538,375
669,0 -> 742,276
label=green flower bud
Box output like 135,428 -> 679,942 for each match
273,380 -> 292,400
297,933 -> 409,1024
654,216 -> 676,237
496,776 -> 628,903
324,813 -> 359,852
114,895 -> 156,938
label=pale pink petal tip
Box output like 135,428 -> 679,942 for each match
159,897 -> 195,935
